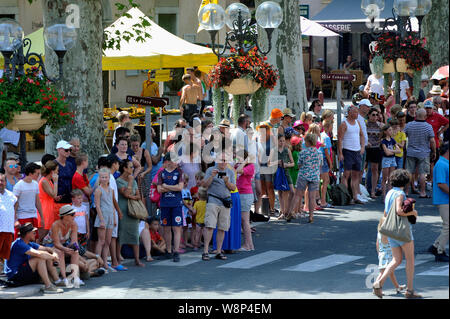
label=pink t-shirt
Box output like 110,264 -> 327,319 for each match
236,164 -> 255,194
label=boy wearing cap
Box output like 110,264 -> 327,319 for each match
13,163 -> 44,240
157,153 -> 184,262
54,140 -> 76,212
4,222 -> 62,293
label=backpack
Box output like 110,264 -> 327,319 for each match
327,183 -> 351,206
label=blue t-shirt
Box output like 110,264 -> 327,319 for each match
157,168 -> 183,207
319,132 -> 332,162
433,156 -> 449,205
4,238 -> 40,280
381,138 -> 397,158
55,159 -> 75,203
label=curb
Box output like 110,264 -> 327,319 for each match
0,284 -> 43,299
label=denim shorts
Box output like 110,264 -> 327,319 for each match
381,156 -> 397,169
388,227 -> 414,248
321,160 -> 330,174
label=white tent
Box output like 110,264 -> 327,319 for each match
102,8 -> 217,70
301,16 -> 340,37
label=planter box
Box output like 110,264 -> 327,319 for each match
223,78 -> 261,95
383,58 -> 409,74
6,112 -> 47,131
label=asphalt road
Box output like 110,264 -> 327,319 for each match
20,193 -> 448,300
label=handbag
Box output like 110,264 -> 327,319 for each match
127,199 -> 148,220
208,194 -> 233,208
379,198 -> 412,242
274,166 -> 290,191
402,197 -> 417,224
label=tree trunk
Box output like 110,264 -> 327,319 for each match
43,0 -> 104,172
255,0 -> 308,117
421,0 -> 449,82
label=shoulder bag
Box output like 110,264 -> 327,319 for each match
128,199 -> 148,220
379,197 -> 412,243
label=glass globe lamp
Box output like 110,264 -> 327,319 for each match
198,3 -> 226,31
44,24 -> 77,53
255,1 -> 283,29
0,18 -> 24,52
225,3 -> 251,29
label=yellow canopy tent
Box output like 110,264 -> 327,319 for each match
1,8 -> 217,72
102,8 -> 217,70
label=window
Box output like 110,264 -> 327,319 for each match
158,13 -> 177,35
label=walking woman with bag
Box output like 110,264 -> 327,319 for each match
372,169 -> 421,299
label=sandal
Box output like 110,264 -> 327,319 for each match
215,253 -> 228,260
396,284 -> 407,294
405,289 -> 422,299
113,264 -> 128,271
372,284 -> 383,298
202,253 -> 210,261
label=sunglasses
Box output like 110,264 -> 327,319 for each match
9,164 -> 18,168
63,149 -> 71,152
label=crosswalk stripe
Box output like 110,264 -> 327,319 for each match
417,265 -> 449,276
348,254 -> 434,275
283,254 -> 364,272
217,250 -> 299,269
152,252 -> 203,267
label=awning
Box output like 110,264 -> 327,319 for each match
103,8 -> 218,70
312,0 -> 418,33
301,16 -> 340,37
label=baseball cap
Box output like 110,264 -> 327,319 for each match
424,100 -> 434,108
282,108 -> 295,118
59,204 -> 75,217
317,58 -> 324,62
163,152 -> 173,162
18,222 -> 37,237
56,140 -> 72,150
421,74 -> 429,81
359,99 -> 372,107
271,108 -> 284,119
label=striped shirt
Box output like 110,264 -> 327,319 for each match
404,120 -> 434,158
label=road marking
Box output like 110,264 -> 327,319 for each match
77,279 -> 134,298
152,252 -> 203,267
283,254 -> 364,272
348,254 -> 434,275
417,265 -> 449,276
218,250 -> 299,269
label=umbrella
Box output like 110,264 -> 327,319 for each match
431,65 -> 449,80
300,16 -> 340,37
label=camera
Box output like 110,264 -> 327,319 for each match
218,172 -> 226,178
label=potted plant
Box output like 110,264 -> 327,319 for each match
0,67 -> 73,132
370,32 -> 431,74
209,47 -> 279,125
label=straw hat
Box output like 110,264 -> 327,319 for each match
429,85 -> 442,95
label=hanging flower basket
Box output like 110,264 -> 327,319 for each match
0,67 -> 74,132
223,78 -> 261,95
382,58 -> 409,74
6,111 -> 47,131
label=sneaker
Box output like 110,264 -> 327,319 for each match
157,252 -> 173,260
41,285 -> 64,294
435,252 -> 449,262
428,245 -> 438,256
173,252 -> 180,262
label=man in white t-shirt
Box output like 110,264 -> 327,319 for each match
0,173 -> 17,274
13,163 -> 43,240
391,73 -> 410,106
356,99 -> 372,203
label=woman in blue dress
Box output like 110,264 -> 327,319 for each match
372,169 -> 421,299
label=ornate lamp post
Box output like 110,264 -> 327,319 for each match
198,1 -> 282,57
0,18 -> 76,166
361,0 -> 431,104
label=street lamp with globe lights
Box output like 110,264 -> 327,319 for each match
361,0 -> 431,104
0,18 -> 76,83
0,18 -> 76,167
198,1 -> 282,57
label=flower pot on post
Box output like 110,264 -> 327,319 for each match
6,111 -> 47,131
396,58 -> 409,73
223,78 -> 261,95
